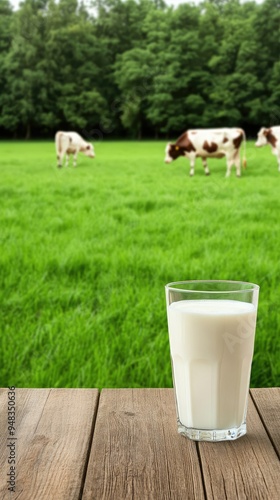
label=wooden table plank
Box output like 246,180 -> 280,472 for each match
251,387 -> 280,458
1,387 -> 278,500
198,393 -> 280,500
82,388 -> 205,500
0,388 -> 99,500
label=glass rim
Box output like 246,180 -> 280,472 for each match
165,280 -> 259,294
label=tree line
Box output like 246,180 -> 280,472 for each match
0,0 -> 279,140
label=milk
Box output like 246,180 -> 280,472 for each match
167,299 -> 257,430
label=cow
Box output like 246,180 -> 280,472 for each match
164,128 -> 246,177
255,126 -> 280,172
55,131 -> 95,168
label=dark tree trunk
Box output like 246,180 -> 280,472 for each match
137,120 -> 142,140
25,122 -> 31,140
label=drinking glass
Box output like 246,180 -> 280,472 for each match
165,280 -> 259,441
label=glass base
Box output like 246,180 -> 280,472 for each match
177,421 -> 247,442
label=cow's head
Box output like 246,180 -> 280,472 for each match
164,143 -> 185,163
255,128 -> 269,147
84,143 -> 95,158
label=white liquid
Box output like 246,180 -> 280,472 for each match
167,299 -> 257,430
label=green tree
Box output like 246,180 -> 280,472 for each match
145,3 -> 209,134
0,0 -> 48,138
0,0 -> 279,138
93,0 -> 159,136
114,48 -> 155,137
202,0 -> 262,128
0,0 -> 17,135
44,0 -> 108,133
253,0 -> 280,125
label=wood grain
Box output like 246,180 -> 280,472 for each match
251,387 -> 280,458
1,387 -> 279,499
198,393 -> 280,500
0,388 -> 99,500
82,388 -> 205,500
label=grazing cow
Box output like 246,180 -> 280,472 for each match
255,126 -> 280,172
55,131 -> 95,168
164,128 -> 246,177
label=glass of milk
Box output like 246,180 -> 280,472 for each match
165,280 -> 259,441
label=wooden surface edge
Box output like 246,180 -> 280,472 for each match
250,387 -> 280,458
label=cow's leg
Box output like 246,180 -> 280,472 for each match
225,155 -> 235,178
234,150 -> 241,177
277,155 -> 280,172
73,151 -> 78,167
189,153 -> 196,176
57,154 -> 62,168
57,151 -> 67,168
56,133 -> 63,168
202,157 -> 210,175
57,134 -> 71,168
225,161 -> 233,177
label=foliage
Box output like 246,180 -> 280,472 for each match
0,140 -> 280,388
0,0 -> 279,138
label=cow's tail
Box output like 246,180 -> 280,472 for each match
241,129 -> 247,168
55,131 -> 63,154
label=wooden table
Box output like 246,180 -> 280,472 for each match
0,388 -> 279,499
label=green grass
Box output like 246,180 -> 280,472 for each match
0,140 -> 279,389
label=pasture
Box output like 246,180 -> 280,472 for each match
0,140 -> 279,389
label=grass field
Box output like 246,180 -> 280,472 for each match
0,140 -> 279,389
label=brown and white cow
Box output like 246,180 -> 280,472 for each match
255,126 -> 280,172
55,131 -> 95,168
164,128 -> 246,177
